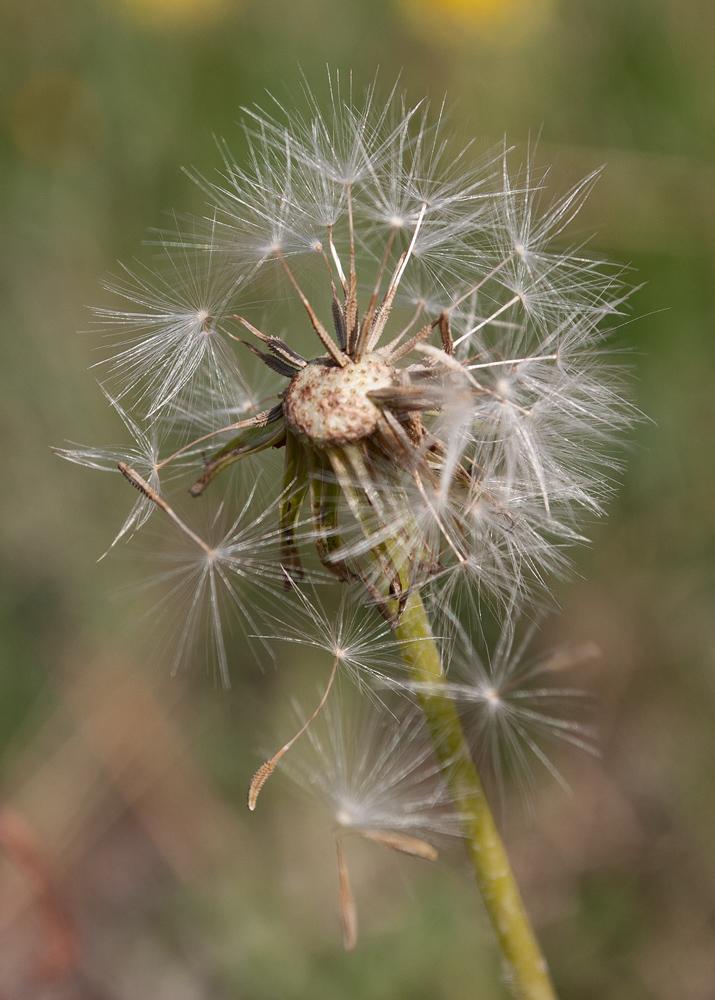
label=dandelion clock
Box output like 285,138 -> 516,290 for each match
58,72 -> 636,1000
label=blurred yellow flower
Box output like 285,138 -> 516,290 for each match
116,0 -> 236,28
398,0 -> 553,43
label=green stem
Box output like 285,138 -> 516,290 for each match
394,590 -> 558,1000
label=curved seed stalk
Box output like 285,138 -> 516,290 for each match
248,655 -> 340,810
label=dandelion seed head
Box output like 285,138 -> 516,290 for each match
61,74 -> 635,833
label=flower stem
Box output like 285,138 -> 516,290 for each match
394,590 -> 558,1000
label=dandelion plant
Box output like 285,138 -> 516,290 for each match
58,73 -> 635,1000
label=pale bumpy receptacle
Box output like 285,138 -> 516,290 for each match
283,356 -> 395,449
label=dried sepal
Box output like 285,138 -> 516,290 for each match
238,339 -> 302,379
233,316 -> 307,369
307,449 -> 359,583
279,433 -> 310,581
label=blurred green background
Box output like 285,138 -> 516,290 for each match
1,0 -> 714,996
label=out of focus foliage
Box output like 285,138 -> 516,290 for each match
1,0 -> 714,996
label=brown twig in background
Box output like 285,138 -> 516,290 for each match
0,807 -> 79,985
